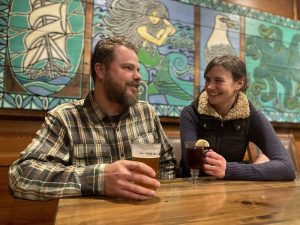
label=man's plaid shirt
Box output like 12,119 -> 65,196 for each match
9,91 -> 177,200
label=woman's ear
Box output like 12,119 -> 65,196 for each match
236,78 -> 245,91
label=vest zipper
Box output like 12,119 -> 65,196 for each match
216,119 -> 223,151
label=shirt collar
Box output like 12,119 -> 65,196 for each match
83,91 -> 105,124
83,91 -> 132,124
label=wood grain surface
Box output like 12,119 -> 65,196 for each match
55,176 -> 300,225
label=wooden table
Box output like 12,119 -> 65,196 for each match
55,176 -> 300,225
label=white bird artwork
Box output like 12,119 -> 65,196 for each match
204,14 -> 238,64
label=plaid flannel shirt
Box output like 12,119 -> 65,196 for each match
9,91 -> 177,200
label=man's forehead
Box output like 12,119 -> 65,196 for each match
114,45 -> 136,54
113,46 -> 139,63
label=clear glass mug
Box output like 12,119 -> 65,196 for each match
131,142 -> 161,189
185,141 -> 207,183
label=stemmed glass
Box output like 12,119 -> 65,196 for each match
185,141 -> 204,183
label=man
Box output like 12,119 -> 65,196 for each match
9,36 -> 177,200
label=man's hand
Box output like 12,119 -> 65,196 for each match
203,150 -> 226,179
104,160 -> 160,200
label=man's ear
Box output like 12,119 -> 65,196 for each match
94,63 -> 105,80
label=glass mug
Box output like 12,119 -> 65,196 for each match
131,143 -> 161,189
185,141 -> 208,183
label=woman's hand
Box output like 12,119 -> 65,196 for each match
203,150 -> 226,179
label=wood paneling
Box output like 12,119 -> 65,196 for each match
225,0 -> 296,19
0,167 -> 58,225
0,118 -> 43,166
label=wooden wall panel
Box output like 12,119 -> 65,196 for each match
225,0 -> 297,19
0,167 -> 58,225
0,118 -> 43,166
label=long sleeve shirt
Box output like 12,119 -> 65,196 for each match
180,91 -> 295,181
9,91 -> 177,200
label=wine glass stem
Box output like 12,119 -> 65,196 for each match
190,169 -> 199,183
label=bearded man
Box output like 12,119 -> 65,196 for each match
9,36 -> 177,201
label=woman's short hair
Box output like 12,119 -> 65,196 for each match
204,55 -> 248,92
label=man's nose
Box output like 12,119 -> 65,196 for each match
133,70 -> 141,81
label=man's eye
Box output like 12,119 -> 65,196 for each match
124,65 -> 133,70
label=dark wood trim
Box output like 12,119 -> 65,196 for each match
193,5 -> 200,98
293,0 -> 298,19
160,116 -> 180,124
225,0 -> 295,19
272,122 -> 300,130
297,0 -> 300,19
82,0 -> 94,98
0,109 -> 46,118
240,16 -> 245,60
0,110 -> 299,130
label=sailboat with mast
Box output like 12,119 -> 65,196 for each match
23,0 -> 72,80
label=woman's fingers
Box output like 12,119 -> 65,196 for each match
203,151 -> 226,178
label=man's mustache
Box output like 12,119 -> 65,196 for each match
126,81 -> 140,88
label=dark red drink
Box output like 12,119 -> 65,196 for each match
186,146 -> 205,170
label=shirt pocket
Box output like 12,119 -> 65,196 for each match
73,144 -> 112,166
131,133 -> 157,144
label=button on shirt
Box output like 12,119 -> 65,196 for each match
9,91 -> 177,200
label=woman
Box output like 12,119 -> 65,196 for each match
180,55 -> 295,181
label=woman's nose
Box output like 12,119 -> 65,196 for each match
205,82 -> 213,90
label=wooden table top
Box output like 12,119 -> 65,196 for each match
55,176 -> 300,225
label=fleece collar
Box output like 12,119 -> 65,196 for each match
197,91 -> 250,120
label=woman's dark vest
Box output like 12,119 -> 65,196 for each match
192,99 -> 253,162
179,99 -> 254,177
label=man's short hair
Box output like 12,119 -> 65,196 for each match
91,36 -> 138,82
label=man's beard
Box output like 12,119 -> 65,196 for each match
104,72 -> 139,108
